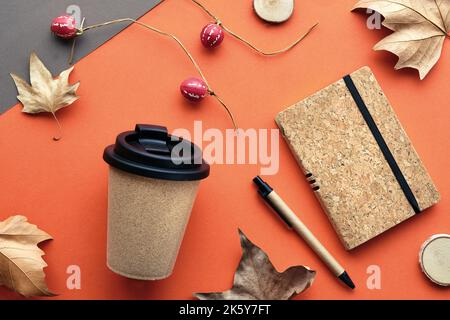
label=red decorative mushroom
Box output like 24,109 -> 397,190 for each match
51,15 -> 78,39
200,23 -> 225,48
180,77 -> 208,102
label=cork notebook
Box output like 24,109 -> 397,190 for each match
275,66 -> 440,250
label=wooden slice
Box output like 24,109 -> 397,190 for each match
419,234 -> 450,286
253,0 -> 294,23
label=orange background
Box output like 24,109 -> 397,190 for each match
0,0 -> 449,300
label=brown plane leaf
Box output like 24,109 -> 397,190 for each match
194,229 -> 315,300
10,52 -> 80,140
353,0 -> 450,79
0,215 -> 54,297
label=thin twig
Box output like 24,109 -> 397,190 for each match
68,17 -> 85,65
82,18 -> 238,128
223,23 -> 318,56
209,91 -> 237,130
191,0 -> 217,21
68,39 -> 77,65
191,0 -> 318,56
83,18 -> 210,87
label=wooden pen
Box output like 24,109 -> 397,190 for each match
253,176 -> 355,289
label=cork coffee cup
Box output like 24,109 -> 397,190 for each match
103,124 -> 210,280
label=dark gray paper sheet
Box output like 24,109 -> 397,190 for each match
0,0 -> 162,114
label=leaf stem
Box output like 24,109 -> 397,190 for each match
51,112 -> 63,141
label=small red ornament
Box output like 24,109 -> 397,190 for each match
200,23 -> 224,48
180,77 -> 208,102
51,15 -> 77,39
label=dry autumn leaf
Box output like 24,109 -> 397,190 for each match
194,229 -> 315,300
353,0 -> 450,79
0,215 -> 54,297
10,52 -> 80,140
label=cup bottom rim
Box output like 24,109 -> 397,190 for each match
106,262 -> 173,281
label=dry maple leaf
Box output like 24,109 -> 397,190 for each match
194,229 -> 315,300
353,0 -> 450,79
10,52 -> 80,140
0,215 -> 54,297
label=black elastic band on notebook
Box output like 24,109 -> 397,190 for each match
343,75 -> 420,214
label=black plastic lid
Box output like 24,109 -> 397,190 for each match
103,124 -> 210,181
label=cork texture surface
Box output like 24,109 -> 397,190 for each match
275,66 -> 440,250
107,167 -> 200,280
